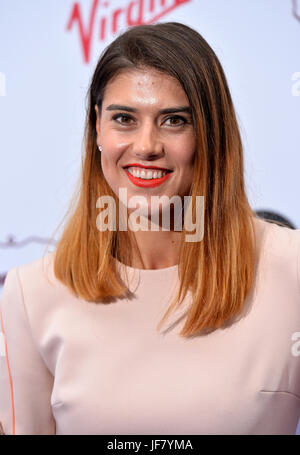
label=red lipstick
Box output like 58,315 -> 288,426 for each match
124,168 -> 172,188
124,163 -> 172,171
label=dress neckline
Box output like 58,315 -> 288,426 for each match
113,257 -> 178,275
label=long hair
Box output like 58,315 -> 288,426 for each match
50,22 -> 258,337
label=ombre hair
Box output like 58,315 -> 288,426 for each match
49,22 -> 258,337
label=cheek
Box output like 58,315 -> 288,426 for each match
100,148 -> 124,194
100,153 -> 116,188
185,139 -> 197,167
173,134 -> 196,163
101,150 -> 110,165
100,133 -> 124,167
173,147 -> 196,170
100,146 -> 120,171
184,151 -> 196,167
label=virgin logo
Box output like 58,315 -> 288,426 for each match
66,0 -> 191,64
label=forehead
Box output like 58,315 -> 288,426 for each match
103,68 -> 189,104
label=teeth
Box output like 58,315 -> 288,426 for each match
127,167 -> 169,180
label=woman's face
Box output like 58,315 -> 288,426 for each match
95,67 -> 196,217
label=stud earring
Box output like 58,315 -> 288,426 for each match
98,145 -> 102,152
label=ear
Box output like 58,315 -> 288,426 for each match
94,104 -> 101,143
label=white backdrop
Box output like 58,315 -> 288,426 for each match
0,0 -> 299,434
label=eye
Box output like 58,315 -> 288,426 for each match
164,115 -> 187,126
111,113 -> 188,127
112,113 -> 134,125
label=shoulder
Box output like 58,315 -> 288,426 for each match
17,250 -> 56,283
257,217 -> 300,259
2,251 -> 76,341
253,216 -> 300,296
4,250 -> 69,306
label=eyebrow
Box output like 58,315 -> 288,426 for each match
105,104 -> 192,115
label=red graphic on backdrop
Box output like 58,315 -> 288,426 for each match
66,0 -> 191,63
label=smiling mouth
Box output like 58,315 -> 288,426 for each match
123,166 -> 173,180
124,166 -> 173,188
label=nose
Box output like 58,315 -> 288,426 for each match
132,121 -> 164,161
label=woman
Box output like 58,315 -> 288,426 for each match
0,22 -> 300,435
